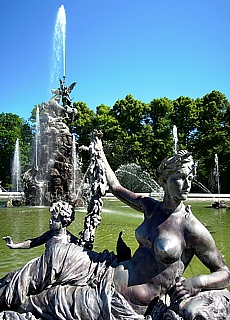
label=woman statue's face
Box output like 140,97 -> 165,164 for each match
166,164 -> 193,201
50,213 -> 62,231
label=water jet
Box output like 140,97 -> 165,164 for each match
11,138 -> 21,192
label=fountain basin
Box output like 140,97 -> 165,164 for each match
0,192 -> 24,199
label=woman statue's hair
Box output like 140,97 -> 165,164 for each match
156,150 -> 195,188
50,201 -> 75,227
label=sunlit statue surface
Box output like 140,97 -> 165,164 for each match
0,137 -> 229,320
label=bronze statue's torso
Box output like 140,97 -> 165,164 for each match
135,203 -> 187,263
114,202 -> 190,308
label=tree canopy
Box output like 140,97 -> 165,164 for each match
2,89 -> 230,193
62,90 -> 230,193
0,113 -> 32,189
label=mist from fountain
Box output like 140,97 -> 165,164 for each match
75,165 -> 91,205
115,163 -> 163,195
50,4 -> 66,90
11,138 -> 21,192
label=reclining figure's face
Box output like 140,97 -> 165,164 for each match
49,201 -> 75,231
50,212 -> 62,231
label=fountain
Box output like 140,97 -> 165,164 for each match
212,153 -> 228,208
214,153 -> 220,195
22,5 -> 80,206
114,160 -> 162,203
115,163 -> 163,195
50,4 -> 66,89
34,106 -> 40,170
23,78 -> 78,206
172,124 -> 178,155
6,138 -> 23,207
11,138 -> 21,192
72,133 -> 77,195
193,179 -> 213,194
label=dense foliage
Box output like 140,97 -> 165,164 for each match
1,89 -> 230,193
0,113 -> 32,189
68,90 -> 230,193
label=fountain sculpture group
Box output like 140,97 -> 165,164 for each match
18,3 -> 81,207
22,78 -> 81,206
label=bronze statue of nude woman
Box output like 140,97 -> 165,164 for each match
0,141 -> 229,320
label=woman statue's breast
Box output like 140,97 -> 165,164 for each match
154,234 -> 182,263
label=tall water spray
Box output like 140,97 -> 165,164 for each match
214,154 -> 220,195
35,106 -> 40,170
173,125 -> 178,155
72,134 -> 77,195
11,138 -> 21,192
50,4 -> 66,89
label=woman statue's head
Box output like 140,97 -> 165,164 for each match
49,201 -> 75,230
156,150 -> 195,200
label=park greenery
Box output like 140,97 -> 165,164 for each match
1,89 -> 230,193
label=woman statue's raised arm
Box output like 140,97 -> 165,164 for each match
96,136 -> 157,214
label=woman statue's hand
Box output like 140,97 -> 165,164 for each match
170,278 -> 201,303
3,236 -> 15,249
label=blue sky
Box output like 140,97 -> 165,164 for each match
1,0 -> 230,121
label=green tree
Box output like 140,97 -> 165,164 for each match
66,102 -> 95,171
26,90 -> 230,193
170,96 -> 199,149
67,102 -> 95,144
0,113 -> 32,189
112,94 -> 147,136
194,91 -> 230,192
108,95 -> 149,168
94,104 -> 121,141
140,97 -> 174,173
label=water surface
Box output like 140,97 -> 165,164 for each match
0,199 -> 229,280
